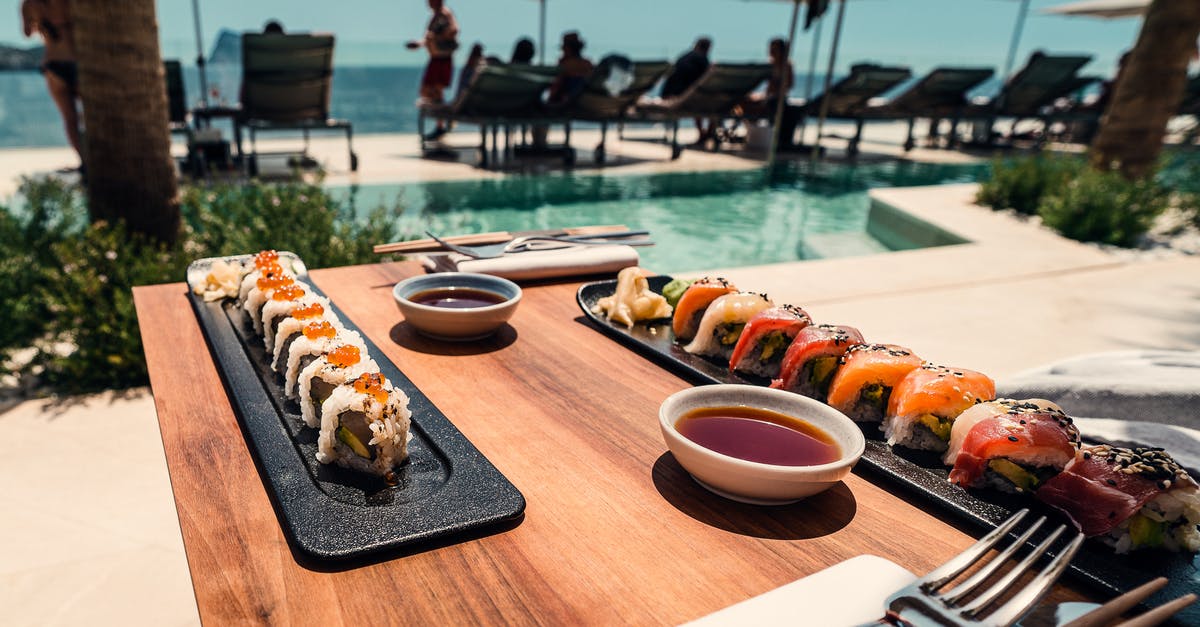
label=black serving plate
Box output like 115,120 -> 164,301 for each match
578,276 -> 1199,624
186,257 -> 524,562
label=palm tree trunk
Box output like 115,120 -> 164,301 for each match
1089,0 -> 1200,180
71,0 -> 180,244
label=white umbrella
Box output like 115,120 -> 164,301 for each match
1042,0 -> 1149,19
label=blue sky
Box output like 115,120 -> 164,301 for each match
2,0 -> 1141,77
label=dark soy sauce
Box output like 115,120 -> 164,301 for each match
410,287 -> 507,309
676,406 -> 840,466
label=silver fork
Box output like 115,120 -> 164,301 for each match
877,509 -> 1086,627
424,230 -> 653,259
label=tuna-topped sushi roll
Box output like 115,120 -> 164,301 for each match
1037,445 -> 1200,553
317,372 -> 411,478
298,344 -> 381,428
241,262 -> 296,334
683,292 -> 773,362
272,298 -> 340,372
672,277 -> 737,342
282,320 -> 367,398
944,398 -> 1080,494
769,324 -> 864,402
259,281 -> 311,352
728,305 -> 811,378
882,364 -> 996,453
825,344 -> 922,425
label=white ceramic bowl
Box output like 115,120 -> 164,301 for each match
392,272 -> 521,341
659,384 -> 865,505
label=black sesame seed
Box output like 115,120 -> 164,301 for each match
1008,436 -> 1019,442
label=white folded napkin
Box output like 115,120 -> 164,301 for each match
420,244 -> 640,281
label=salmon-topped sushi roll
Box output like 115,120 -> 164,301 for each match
683,292 -> 773,362
769,324 -> 864,402
882,364 -> 995,453
944,398 -> 1080,494
826,344 -> 922,425
728,305 -> 811,378
672,277 -> 737,342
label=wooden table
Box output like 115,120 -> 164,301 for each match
133,261 -> 1086,624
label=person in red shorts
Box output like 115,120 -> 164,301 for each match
408,0 -> 458,140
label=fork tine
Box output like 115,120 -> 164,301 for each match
971,530 -> 1085,626
1116,594 -> 1198,627
917,509 -> 1030,591
939,516 -> 1046,604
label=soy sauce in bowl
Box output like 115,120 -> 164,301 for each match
676,406 -> 840,467
410,287 -> 507,309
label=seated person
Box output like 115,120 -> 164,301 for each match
457,43 -> 484,96
661,37 -> 713,145
547,31 -> 593,106
510,37 -> 535,65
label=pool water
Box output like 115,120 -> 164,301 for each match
335,161 -> 988,274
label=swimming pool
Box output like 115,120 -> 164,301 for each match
333,161 -> 988,274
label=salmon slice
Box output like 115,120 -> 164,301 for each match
825,344 -> 922,423
728,305 -> 811,378
769,324 -> 864,401
882,364 -> 996,450
671,277 -> 736,341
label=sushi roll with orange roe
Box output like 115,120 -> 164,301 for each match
318,372 -> 411,478
298,343 -> 381,428
271,296 -> 340,372
825,344 -> 922,425
882,364 -> 995,453
283,320 -> 367,398
728,305 -> 811,378
672,277 -> 737,342
769,324 -> 864,402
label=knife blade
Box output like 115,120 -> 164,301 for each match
373,224 -> 631,254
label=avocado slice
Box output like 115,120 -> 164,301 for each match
1129,513 -> 1165,548
808,356 -> 838,388
757,333 -> 789,362
337,426 -> 372,459
988,458 -> 1039,492
916,413 -> 954,442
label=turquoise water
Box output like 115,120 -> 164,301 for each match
334,161 -> 988,274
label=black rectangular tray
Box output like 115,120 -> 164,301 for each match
186,259 -> 525,562
578,276 -> 1199,623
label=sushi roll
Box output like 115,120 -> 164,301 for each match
242,262 -> 296,334
259,281 -> 312,352
282,321 -> 366,398
944,398 -> 1080,494
882,364 -> 996,453
236,250 -> 286,303
272,300 -> 341,372
672,277 -> 737,342
728,305 -> 811,378
769,324 -> 864,402
682,292 -> 773,362
317,372 -> 412,478
1036,445 -> 1200,553
825,344 -> 922,425
297,344 -> 381,428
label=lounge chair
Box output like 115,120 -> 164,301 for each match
859,67 -> 993,150
418,63 -> 556,167
963,53 -> 1092,146
635,63 -> 772,158
569,60 -> 671,163
237,32 -> 357,175
797,63 -> 912,155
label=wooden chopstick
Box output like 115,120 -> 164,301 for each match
373,224 -> 630,255
1063,577 -> 1195,627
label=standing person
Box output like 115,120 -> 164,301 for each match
661,37 -> 713,145
407,0 -> 458,140
21,0 -> 80,168
744,38 -> 798,151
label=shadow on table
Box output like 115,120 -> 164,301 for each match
388,321 -> 518,355
650,452 -> 856,540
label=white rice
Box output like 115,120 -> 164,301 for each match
297,354 -> 380,428
271,308 -> 342,371
316,380 -> 412,476
1107,487 -> 1200,554
283,326 -> 365,398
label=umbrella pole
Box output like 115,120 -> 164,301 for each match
539,0 -> 547,65
804,9 -> 825,102
811,0 -> 847,162
1002,0 -> 1031,83
766,0 -> 802,168
192,0 -> 210,111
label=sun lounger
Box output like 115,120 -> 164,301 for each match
963,53 -> 1092,146
569,60 -> 671,163
237,32 -> 357,175
418,63 -> 556,167
798,63 -> 912,156
860,67 -> 993,150
635,63 -> 772,158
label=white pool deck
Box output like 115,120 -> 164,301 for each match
2,121 -> 1198,626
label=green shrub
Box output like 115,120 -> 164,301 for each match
1037,168 -> 1170,247
2,178 -> 403,393
976,153 -> 1084,215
